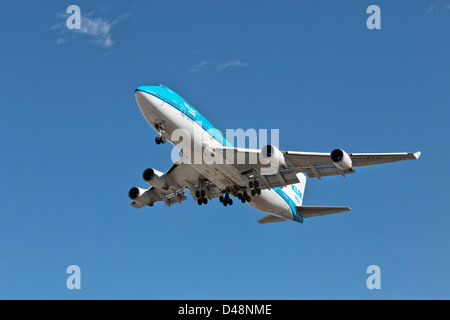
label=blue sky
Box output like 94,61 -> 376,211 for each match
0,0 -> 449,299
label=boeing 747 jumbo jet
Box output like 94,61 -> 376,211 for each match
128,84 -> 421,224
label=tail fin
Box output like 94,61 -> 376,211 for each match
282,173 -> 351,220
280,172 -> 307,206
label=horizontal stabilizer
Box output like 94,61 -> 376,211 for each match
296,206 -> 351,218
257,214 -> 286,224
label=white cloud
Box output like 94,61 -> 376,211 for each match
217,60 -> 249,70
56,38 -> 67,45
52,10 -> 130,48
78,16 -> 115,48
427,4 -> 450,14
189,60 -> 210,72
189,59 -> 249,72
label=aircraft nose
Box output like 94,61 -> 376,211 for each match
135,87 -> 153,111
134,89 -> 146,106
135,86 -> 156,104
135,88 -> 144,99
134,86 -> 161,118
135,86 -> 152,95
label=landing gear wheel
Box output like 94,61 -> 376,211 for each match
249,181 -> 254,189
155,137 -> 161,145
202,198 -> 208,205
197,199 -> 202,205
240,191 -> 251,203
201,190 -> 206,198
196,190 -> 201,198
251,189 -> 256,196
256,188 -> 261,195
228,198 -> 233,205
159,136 -> 166,144
219,196 -> 224,203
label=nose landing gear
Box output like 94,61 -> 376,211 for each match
154,123 -> 166,145
155,136 -> 166,144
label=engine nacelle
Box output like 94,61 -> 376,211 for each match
260,144 -> 286,169
128,187 -> 151,206
330,149 -> 353,171
142,168 -> 168,189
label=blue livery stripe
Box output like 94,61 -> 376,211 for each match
136,86 -> 233,147
273,187 -> 303,223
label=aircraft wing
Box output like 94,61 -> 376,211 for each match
130,186 -> 189,209
283,150 -> 421,179
130,148 -> 420,208
129,158 -> 223,208
220,147 -> 421,180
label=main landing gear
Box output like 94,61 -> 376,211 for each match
194,185 -> 257,206
219,193 -> 233,206
249,180 -> 261,197
195,189 -> 208,205
237,191 -> 251,203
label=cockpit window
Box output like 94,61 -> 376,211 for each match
154,84 -> 166,89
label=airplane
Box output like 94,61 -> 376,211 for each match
128,84 -> 421,224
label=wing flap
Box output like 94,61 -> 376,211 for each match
258,169 -> 300,189
130,188 -> 188,208
302,166 -> 355,179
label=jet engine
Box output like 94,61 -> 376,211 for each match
142,168 -> 168,189
128,186 -> 151,206
330,149 -> 353,171
260,144 -> 286,168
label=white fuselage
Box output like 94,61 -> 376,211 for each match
135,90 -> 296,221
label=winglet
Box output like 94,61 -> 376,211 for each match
414,151 -> 421,160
